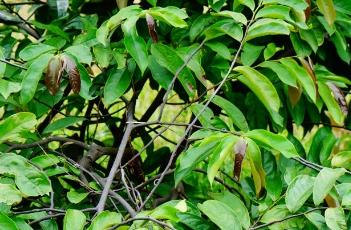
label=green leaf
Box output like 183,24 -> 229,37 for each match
151,43 -> 196,97
31,154 -> 61,169
0,153 -> 52,196
0,213 -> 18,230
263,43 -> 283,60
147,6 -> 188,28
318,81 -> 345,125
75,61 -> 94,100
103,68 -> 131,106
308,127 -> 332,163
198,200 -> 241,230
246,19 -> 291,41
305,211 -> 327,229
93,44 -> 112,68
237,0 -> 255,11
177,213 -> 212,230
32,21 -> 70,40
331,29 -> 350,64
0,183 -> 22,205
316,0 -> 336,25
149,200 -> 186,221
210,191 -> 250,229
313,168 -> 346,205
63,209 -> 86,230
325,207 -> 347,230
148,56 -> 172,89
122,17 -> 148,75
96,5 -> 142,46
87,211 -> 122,230
0,79 -> 21,99
205,41 -> 231,60
285,175 -> 315,212
64,45 -> 92,65
241,43 -> 264,66
0,112 -> 37,144
235,65 -> 281,114
175,134 -> 224,185
332,151 -> 351,170
207,135 -> 238,184
262,0 -> 308,11
204,19 -> 243,42
244,129 -> 299,158
259,61 -> 297,87
0,47 -> 5,78
212,11 -> 247,25
211,95 -> 249,131
67,190 -> 89,204
19,44 -> 56,61
48,0 -> 69,17
261,204 -> 289,223
279,58 -> 317,103
43,117 -> 85,134
20,52 -> 54,104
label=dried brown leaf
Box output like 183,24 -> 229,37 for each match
288,86 -> 303,107
45,56 -> 64,95
304,0 -> 311,20
146,13 -> 158,43
63,56 -> 81,94
234,138 -> 247,181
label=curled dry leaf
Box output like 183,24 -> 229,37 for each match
233,138 -> 247,181
327,82 -> 348,116
288,85 -> 303,107
304,0 -> 311,20
63,55 -> 81,94
45,56 -> 64,95
146,13 -> 158,43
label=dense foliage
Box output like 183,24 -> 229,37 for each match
0,0 -> 351,229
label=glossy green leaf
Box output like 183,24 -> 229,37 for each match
261,204 -> 289,224
63,209 -> 86,230
241,43 -> 264,66
262,0 -> 308,11
279,58 -> 317,103
0,79 -> 21,99
0,183 -> 22,205
87,211 -> 122,230
285,175 -> 315,212
246,19 -> 291,41
64,45 -> 92,65
211,95 -> 249,131
205,41 -> 231,60
212,10 -> 247,25
149,200 -> 186,221
93,44 -> 112,68
32,21 -> 70,41
151,43 -> 196,97
237,0 -> 255,11
148,56 -> 172,89
0,112 -> 37,144
104,68 -> 131,106
19,44 -> 56,61
305,211 -> 327,229
325,207 -> 347,230
235,65 -> 281,113
31,154 -> 60,169
0,153 -> 52,196
263,43 -> 283,60
259,61 -> 297,87
147,6 -> 188,28
332,151 -> 351,170
308,127 -> 332,163
43,117 -> 85,134
198,200 -> 240,230
204,19 -> 243,42
67,190 -> 89,204
20,52 -> 54,104
313,168 -> 346,205
316,0 -> 336,25
211,191 -> 250,229
0,213 -> 18,230
245,129 -> 299,158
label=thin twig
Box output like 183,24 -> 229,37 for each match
0,58 -> 27,70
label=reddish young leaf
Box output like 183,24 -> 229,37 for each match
63,56 -> 81,94
304,0 -> 311,20
45,56 -> 64,95
233,138 -> 247,181
146,13 -> 158,43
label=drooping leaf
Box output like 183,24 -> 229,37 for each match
45,55 -> 64,95
87,211 -> 122,230
212,11 -> 247,25
0,112 -> 37,144
103,68 -> 131,106
148,56 -> 172,89
259,61 -> 297,87
20,52 -> 54,104
245,129 -> 299,158
63,209 -> 86,230
285,175 -> 315,212
313,168 -> 346,205
43,117 -> 85,134
147,6 -> 188,28
198,200 -> 241,230
325,207 -> 347,230
246,19 -> 291,41
204,19 -> 243,42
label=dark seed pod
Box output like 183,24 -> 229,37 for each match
45,56 -> 64,95
63,56 -> 81,94
146,13 -> 158,43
